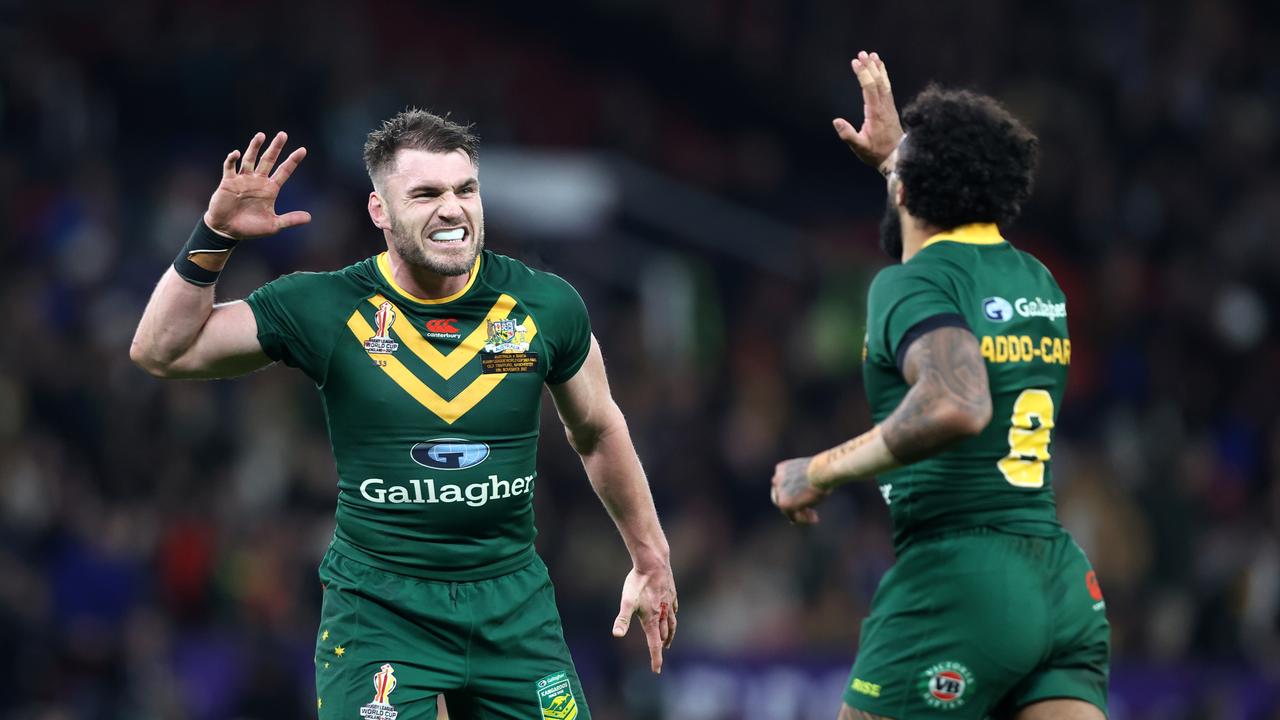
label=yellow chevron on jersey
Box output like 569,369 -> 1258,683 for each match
345,309 -> 539,424
365,293 -> 518,379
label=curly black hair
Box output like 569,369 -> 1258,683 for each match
896,85 -> 1039,230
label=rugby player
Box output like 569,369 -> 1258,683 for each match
131,110 -> 676,719
770,52 -> 1109,719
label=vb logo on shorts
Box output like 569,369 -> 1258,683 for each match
360,664 -> 399,720
536,671 -> 580,720
919,661 -> 973,710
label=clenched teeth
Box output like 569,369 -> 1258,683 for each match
430,228 -> 466,242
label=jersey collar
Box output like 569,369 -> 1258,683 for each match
375,251 -> 482,305
921,223 -> 1006,250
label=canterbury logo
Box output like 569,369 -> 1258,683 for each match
425,318 -> 460,333
347,294 -> 538,424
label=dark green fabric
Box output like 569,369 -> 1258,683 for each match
844,528 -> 1109,718
315,551 -> 590,720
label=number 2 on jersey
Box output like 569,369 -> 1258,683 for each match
998,389 -> 1054,488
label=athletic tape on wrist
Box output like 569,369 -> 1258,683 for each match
174,218 -> 240,286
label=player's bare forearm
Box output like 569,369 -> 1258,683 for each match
575,410 -> 670,567
130,266 -> 216,374
551,338 -> 669,567
548,340 -> 677,667
881,326 -> 991,463
132,131 -> 306,379
802,327 -> 990,492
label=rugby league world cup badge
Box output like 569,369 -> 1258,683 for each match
359,664 -> 399,719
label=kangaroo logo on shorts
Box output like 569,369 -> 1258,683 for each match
536,671 -> 580,720
919,661 -> 973,710
359,664 -> 399,720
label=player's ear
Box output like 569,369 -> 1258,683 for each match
368,191 -> 391,231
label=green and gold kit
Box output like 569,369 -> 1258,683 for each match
246,250 -> 593,719
247,250 -> 590,581
848,224 -> 1108,717
862,223 -> 1070,551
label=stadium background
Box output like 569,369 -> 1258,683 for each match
3,0 -> 1279,717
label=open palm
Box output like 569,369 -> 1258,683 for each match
204,131 -> 311,240
833,51 -> 904,172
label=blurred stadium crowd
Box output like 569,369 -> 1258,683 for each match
2,0 -> 1279,718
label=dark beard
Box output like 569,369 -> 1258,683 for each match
879,198 -> 904,261
388,214 -> 483,276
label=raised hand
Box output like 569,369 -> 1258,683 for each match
204,131 -> 311,239
832,51 -> 904,174
612,564 -> 678,674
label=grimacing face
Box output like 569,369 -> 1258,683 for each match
373,148 -> 485,277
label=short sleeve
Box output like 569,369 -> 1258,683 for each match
244,272 -> 336,384
866,265 -> 963,364
539,273 -> 592,385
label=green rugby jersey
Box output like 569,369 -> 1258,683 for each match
245,250 -> 591,580
863,224 -> 1071,552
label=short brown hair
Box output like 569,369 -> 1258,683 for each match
363,108 -> 480,183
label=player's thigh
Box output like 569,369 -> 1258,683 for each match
845,531 -> 1049,717
315,553 -> 465,719
1014,698 -> 1106,720
453,557 -> 590,720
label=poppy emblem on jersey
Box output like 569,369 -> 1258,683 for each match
411,439 -> 491,470
359,664 -> 399,720
919,661 -> 972,710
983,296 -> 1013,323
364,302 -> 401,354
1086,570 -> 1105,611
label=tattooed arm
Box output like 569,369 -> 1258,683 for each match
770,326 -> 991,523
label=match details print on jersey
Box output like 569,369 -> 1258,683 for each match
245,250 -> 591,580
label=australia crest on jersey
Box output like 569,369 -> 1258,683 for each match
364,302 -> 401,355
483,318 -> 529,353
479,317 -> 539,374
359,664 -> 399,720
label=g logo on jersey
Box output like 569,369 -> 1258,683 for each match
982,297 -> 1013,323
411,439 -> 491,470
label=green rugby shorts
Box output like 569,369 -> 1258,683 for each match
844,527 -> 1109,718
314,550 -> 589,720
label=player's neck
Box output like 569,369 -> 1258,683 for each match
385,248 -> 472,300
900,215 -> 943,263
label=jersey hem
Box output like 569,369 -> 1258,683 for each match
894,518 -> 1063,555
327,535 -> 538,582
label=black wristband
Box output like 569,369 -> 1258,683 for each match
174,218 -> 240,286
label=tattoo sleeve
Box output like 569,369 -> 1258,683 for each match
880,326 -> 991,464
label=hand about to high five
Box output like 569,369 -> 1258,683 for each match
204,131 -> 311,240
832,51 -> 905,175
